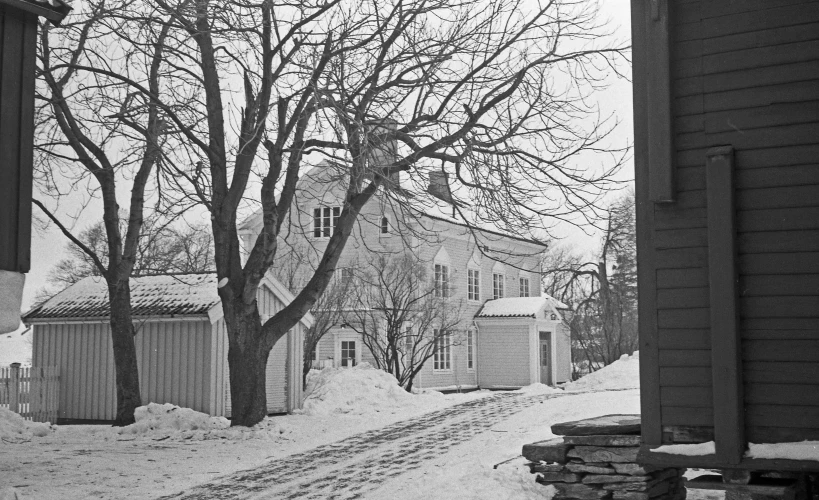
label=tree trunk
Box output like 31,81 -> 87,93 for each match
108,284 -> 142,426
226,316 -> 270,427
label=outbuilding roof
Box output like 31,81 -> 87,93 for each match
24,274 -> 221,320
476,295 -> 569,319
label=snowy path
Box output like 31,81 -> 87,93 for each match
160,391 -> 569,500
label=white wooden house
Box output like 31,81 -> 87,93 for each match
22,273 -> 310,421
474,296 -> 572,388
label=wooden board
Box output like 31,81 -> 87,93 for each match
740,275 -> 819,296
744,341 -> 819,362
744,361 -> 819,384
659,349 -> 712,367
661,386 -> 713,408
662,406 -> 713,426
659,367 -> 712,387
658,328 -> 710,350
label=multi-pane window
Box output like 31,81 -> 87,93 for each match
467,329 -> 475,370
433,330 -> 451,371
339,267 -> 353,283
311,344 -> 318,362
467,269 -> 480,301
519,277 -> 530,297
434,264 -> 450,298
313,206 -> 340,238
404,328 -> 414,355
380,216 -> 390,234
341,340 -> 357,367
493,273 -> 504,299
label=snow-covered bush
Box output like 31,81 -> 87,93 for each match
117,403 -> 230,436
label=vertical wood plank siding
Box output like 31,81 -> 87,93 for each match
636,0 -> 819,449
0,8 -> 36,272
476,324 -> 530,388
33,320 -> 213,420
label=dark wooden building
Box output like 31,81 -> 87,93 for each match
632,0 -> 819,474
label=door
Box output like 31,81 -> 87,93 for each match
341,340 -> 357,367
539,332 -> 552,385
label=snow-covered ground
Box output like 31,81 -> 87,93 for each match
0,356 -> 721,500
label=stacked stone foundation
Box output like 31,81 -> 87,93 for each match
522,415 -> 686,500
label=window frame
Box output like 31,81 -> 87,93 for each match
467,328 -> 475,372
432,329 -> 452,372
379,215 -> 391,236
519,276 -> 530,297
492,272 -> 505,299
467,268 -> 481,302
312,206 -> 341,238
434,263 -> 450,298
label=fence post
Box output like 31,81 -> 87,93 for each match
10,362 -> 20,413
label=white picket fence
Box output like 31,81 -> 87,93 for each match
0,364 -> 60,423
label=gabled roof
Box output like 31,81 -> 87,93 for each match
23,273 -> 314,327
24,274 -> 221,320
476,295 -> 569,320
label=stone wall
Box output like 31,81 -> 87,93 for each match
522,415 -> 686,500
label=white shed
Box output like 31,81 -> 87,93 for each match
474,296 -> 572,389
22,273 -> 310,421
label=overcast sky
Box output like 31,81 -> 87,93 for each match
23,0 -> 634,311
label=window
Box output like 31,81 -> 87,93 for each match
341,340 -> 357,367
519,276 -> 530,297
310,343 -> 318,362
313,206 -> 340,238
380,216 -> 390,235
493,273 -> 505,299
404,328 -> 414,355
467,269 -> 480,301
434,264 -> 450,298
433,330 -> 451,371
339,267 -> 353,283
467,329 -> 475,371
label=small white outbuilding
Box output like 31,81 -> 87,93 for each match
22,273 -> 310,421
474,296 -> 572,389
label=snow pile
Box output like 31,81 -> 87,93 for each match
653,441 -> 715,456
564,351 -> 640,392
515,383 -> 563,396
0,407 -> 54,443
299,363 -> 422,416
117,403 -> 230,437
747,441 -> 819,461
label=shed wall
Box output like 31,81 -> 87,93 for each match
636,0 -> 819,445
33,319 -> 212,420
476,323 -> 530,388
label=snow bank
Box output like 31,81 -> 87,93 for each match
115,403 -> 292,441
564,351 -> 640,392
0,407 -> 53,443
117,403 -> 230,436
653,441 -> 715,456
747,441 -> 819,461
299,363 -> 436,416
515,383 -> 563,396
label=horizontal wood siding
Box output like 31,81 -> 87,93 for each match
650,0 -> 819,445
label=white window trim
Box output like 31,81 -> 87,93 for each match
432,329 -> 453,373
312,206 -> 341,239
434,263 -> 451,298
492,272 -> 505,299
467,267 -> 481,302
519,275 -> 531,298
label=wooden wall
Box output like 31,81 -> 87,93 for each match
636,0 -> 819,448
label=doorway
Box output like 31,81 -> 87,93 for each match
539,331 -> 552,385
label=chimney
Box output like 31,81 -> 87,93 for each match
367,118 -> 399,187
427,170 -> 454,205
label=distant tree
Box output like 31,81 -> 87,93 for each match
43,219 -> 213,292
300,276 -> 352,387
346,253 -> 463,392
542,193 -> 637,374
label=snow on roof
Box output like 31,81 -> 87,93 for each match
24,274 -> 221,320
476,295 -> 569,319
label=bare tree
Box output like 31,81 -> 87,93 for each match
542,193 -> 637,373
41,219 -> 213,294
345,253 -> 463,392
301,276 -> 352,387
34,2 -> 183,424
50,0 -> 627,425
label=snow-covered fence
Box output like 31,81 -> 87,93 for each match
0,364 -> 59,423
